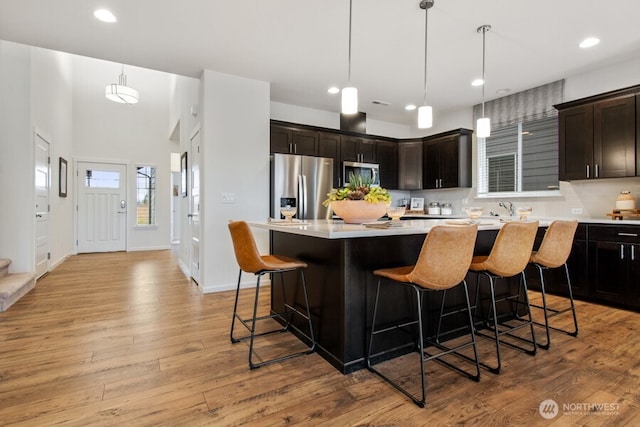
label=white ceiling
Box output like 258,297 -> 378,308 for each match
1,0 -> 640,126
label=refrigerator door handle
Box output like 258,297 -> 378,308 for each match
299,174 -> 307,219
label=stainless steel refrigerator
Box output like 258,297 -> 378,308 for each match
270,153 -> 334,220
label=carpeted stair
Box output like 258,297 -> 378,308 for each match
0,259 -> 36,312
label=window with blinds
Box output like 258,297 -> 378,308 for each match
478,116 -> 559,194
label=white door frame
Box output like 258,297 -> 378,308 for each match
189,124 -> 201,284
74,158 -> 129,253
34,129 -> 51,278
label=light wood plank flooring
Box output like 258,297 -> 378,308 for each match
0,250 -> 639,426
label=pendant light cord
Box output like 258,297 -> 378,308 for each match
423,5 -> 429,106
481,26 -> 487,117
347,0 -> 353,84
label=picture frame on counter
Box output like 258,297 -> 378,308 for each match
410,197 -> 424,211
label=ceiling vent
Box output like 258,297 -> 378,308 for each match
371,100 -> 390,106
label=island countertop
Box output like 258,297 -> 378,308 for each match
250,218 -> 551,239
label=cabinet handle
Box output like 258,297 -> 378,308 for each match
435,179 -> 439,188
439,178 -> 443,188
289,143 -> 293,153
632,245 -> 636,261
618,233 -> 638,237
620,244 -> 625,260
294,144 -> 297,154
595,164 -> 599,178
586,165 -> 590,178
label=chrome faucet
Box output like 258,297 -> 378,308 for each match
499,202 -> 515,216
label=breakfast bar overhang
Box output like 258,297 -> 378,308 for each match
251,219 -> 548,373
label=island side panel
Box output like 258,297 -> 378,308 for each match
270,231 -> 348,370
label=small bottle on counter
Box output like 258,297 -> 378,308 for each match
441,203 -> 453,215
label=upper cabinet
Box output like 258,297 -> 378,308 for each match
421,129 -> 473,189
270,122 -> 318,156
557,86 -> 638,181
318,131 -> 341,187
375,140 -> 398,189
398,140 -> 422,190
340,135 -> 376,163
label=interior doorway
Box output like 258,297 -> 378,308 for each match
34,131 -> 50,278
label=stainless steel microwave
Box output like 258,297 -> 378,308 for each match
343,161 -> 380,186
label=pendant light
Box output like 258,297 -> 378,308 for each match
476,25 -> 491,138
105,65 -> 139,104
341,0 -> 358,114
418,0 -> 434,129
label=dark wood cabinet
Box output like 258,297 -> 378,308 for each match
557,87 -> 638,181
270,123 -> 317,156
318,131 -> 341,187
421,129 -> 472,189
587,225 -> 640,307
594,96 -> 636,178
340,136 -> 376,163
398,140 -> 422,190
558,104 -> 594,180
375,140 -> 398,189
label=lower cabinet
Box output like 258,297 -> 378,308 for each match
532,223 -> 639,311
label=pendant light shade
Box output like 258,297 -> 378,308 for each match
342,86 -> 358,114
477,117 -> 490,138
105,66 -> 139,104
476,25 -> 491,137
341,0 -> 358,114
418,0 -> 434,129
418,105 -> 433,128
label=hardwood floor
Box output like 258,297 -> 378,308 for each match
1,250 -> 638,426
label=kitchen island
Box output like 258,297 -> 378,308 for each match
251,218 -> 549,373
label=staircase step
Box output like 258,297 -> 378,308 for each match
0,272 -> 36,312
0,259 -> 11,278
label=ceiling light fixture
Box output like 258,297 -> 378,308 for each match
476,24 -> 491,138
579,37 -> 600,48
417,0 -> 434,129
405,104 -> 417,111
341,0 -> 358,114
328,86 -> 340,94
105,65 -> 139,104
471,78 -> 484,87
94,9 -> 117,23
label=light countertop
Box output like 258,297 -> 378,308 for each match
250,218 -> 552,239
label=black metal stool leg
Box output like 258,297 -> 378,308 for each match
248,274 -> 263,369
230,269 -> 243,343
564,263 -> 579,337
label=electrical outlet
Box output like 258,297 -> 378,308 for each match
221,192 -> 235,204
571,207 -> 583,215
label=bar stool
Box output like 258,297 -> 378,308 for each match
528,220 -> 579,349
228,220 -> 315,369
366,224 -> 480,408
469,221 -> 539,374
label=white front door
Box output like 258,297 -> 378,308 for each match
77,162 -> 127,253
189,128 -> 201,284
34,132 -> 50,278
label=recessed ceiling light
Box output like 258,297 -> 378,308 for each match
579,37 -> 600,48
496,88 -> 511,95
327,87 -> 340,95
405,104 -> 417,111
471,78 -> 484,87
94,9 -> 117,23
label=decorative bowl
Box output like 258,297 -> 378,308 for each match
280,206 -> 297,222
331,200 -> 390,224
517,207 -> 533,221
465,206 -> 484,220
387,206 -> 406,221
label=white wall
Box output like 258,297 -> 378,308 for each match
199,70 -> 270,293
0,40 -> 32,273
30,47 -> 74,268
72,57 -> 173,251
